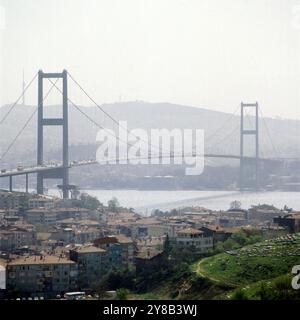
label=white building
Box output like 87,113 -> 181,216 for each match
25,208 -> 58,225
0,264 -> 5,290
28,197 -> 55,209
174,227 -> 213,253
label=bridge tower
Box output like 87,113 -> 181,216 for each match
37,70 -> 70,198
239,102 -> 259,191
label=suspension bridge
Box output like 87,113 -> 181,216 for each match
0,70 -> 297,198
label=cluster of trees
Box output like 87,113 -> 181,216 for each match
67,193 -> 135,213
214,229 -> 263,253
69,192 -> 103,209
151,208 -> 179,217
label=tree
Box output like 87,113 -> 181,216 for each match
108,197 -> 120,212
92,278 -> 109,300
257,282 -> 272,300
231,289 -> 248,300
163,234 -> 171,254
106,269 -> 135,290
80,193 -> 102,209
221,238 -> 239,250
231,231 -> 248,246
116,288 -> 130,300
230,200 -> 241,210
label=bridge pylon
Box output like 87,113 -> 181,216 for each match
37,70 -> 70,198
239,102 -> 259,191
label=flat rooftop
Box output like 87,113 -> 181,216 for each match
177,227 -> 204,235
72,246 -> 106,254
7,255 -> 75,266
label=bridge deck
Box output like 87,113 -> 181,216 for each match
0,154 -> 288,178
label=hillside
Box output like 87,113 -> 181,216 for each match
128,234 -> 300,300
195,233 -> 300,287
1,101 -> 300,166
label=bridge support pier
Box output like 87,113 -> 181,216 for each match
9,176 -> 12,192
37,70 -> 70,198
25,174 -> 29,193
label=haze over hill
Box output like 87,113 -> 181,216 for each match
0,101 -> 300,166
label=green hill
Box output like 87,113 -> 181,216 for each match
195,233 -> 300,288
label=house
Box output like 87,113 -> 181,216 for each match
0,191 -> 28,210
25,208 -> 58,225
114,235 -> 135,268
2,210 -> 21,223
174,227 -> 213,253
50,227 -> 75,244
274,213 -> 300,233
218,217 -> 248,228
0,210 -> 5,220
135,249 -> 167,274
0,225 -> 37,251
248,207 -> 281,222
129,218 -> 162,238
54,208 -> 92,220
0,262 -> 5,290
93,236 -> 123,269
25,208 -> 94,226
28,197 -> 55,209
69,245 -> 107,289
74,227 -> 102,244
200,225 -> 232,246
3,255 -> 78,298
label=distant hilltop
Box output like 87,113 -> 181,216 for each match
0,101 -> 299,165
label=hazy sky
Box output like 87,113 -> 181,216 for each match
0,0 -> 300,119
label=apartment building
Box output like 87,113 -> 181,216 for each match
28,197 -> 55,209
274,213 -> 300,233
0,191 -> 27,210
25,208 -> 58,225
114,235 -> 135,268
174,227 -> 213,253
93,236 -> 123,268
4,255 -> 78,298
0,226 -> 36,251
74,227 -> 102,244
69,245 -> 107,288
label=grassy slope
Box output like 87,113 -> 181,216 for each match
196,254 -> 299,287
194,234 -> 300,288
